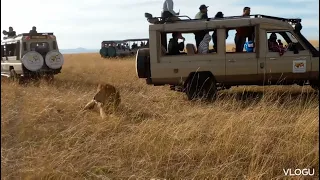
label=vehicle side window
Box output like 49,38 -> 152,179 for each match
5,43 -> 17,56
160,30 -> 218,56
1,45 -> 4,57
225,25 -> 256,53
266,31 -> 305,53
30,42 -> 50,55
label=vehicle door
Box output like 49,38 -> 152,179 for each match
265,31 -> 311,84
225,26 -> 259,85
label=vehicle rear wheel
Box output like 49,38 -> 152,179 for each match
185,74 -> 217,101
136,49 -> 150,78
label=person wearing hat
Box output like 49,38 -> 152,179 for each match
195,4 -> 208,19
194,5 -> 209,49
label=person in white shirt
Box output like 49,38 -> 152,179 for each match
162,0 -> 179,21
198,33 -> 212,54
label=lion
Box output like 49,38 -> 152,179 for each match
83,83 -> 121,119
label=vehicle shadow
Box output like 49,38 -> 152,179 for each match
216,89 -> 318,107
114,104 -> 162,123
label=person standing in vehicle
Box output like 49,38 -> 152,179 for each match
234,7 -> 255,52
211,11 -> 229,52
168,32 -> 185,55
29,26 -> 37,34
162,0 -> 179,21
195,4 -> 208,19
194,5 -> 209,49
3,27 -> 17,37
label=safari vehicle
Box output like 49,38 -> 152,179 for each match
136,14 -> 319,101
1,32 -> 64,81
100,38 -> 149,58
100,40 -> 125,58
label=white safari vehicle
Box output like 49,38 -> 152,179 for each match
1,32 -> 64,81
136,14 -> 319,101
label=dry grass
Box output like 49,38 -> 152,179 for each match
1,50 -> 319,179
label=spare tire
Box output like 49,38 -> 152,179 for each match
100,47 -> 108,57
108,47 -> 117,57
21,51 -> 44,71
45,50 -> 64,69
136,48 -> 150,78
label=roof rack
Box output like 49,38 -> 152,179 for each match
102,40 -> 125,43
251,14 -> 301,23
123,38 -> 149,42
2,32 -> 55,41
145,12 -> 192,24
145,13 -> 302,25
18,32 -> 54,36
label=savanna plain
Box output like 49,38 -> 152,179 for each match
1,42 -> 319,179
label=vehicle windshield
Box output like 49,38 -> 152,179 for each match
30,42 -> 49,56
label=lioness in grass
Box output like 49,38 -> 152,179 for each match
83,83 -> 121,119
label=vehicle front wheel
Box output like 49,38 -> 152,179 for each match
311,84 -> 319,91
185,74 -> 217,102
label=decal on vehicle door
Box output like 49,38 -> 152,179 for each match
292,60 -> 306,73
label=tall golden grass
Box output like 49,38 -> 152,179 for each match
1,48 -> 319,179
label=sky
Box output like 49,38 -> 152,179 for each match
1,0 -> 319,49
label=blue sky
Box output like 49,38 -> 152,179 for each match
1,0 -> 319,49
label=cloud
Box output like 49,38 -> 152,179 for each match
1,0 -> 318,49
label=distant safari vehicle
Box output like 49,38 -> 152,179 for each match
1,32 -> 64,82
100,38 -> 149,58
100,40 -> 125,58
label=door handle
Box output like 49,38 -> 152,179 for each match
269,58 -> 276,60
295,57 -> 306,59
228,59 -> 236,62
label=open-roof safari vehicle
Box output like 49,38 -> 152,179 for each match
136,13 -> 319,101
100,40 -> 125,58
100,38 -> 149,58
1,32 -> 64,82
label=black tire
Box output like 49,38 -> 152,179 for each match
100,47 -> 108,57
108,47 -> 117,57
309,80 -> 319,91
136,49 -> 150,78
311,84 -> 319,91
185,73 -> 217,101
